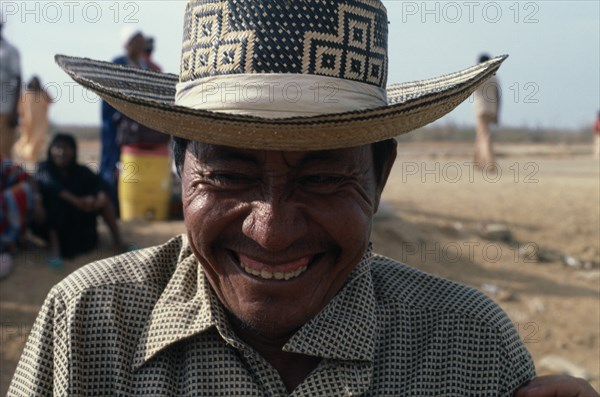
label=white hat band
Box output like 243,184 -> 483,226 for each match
175,74 -> 388,119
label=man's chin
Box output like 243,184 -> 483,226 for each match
226,306 -> 310,342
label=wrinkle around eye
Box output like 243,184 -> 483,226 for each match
297,175 -> 372,203
334,176 -> 376,211
299,174 -> 347,186
194,170 -> 261,191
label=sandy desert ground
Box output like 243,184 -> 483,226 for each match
1,141 -> 599,393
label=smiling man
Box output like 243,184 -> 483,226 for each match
8,0 -> 598,396
175,140 -> 396,391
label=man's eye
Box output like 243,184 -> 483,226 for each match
208,173 -> 255,185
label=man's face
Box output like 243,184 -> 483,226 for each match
182,142 -> 393,339
127,34 -> 145,59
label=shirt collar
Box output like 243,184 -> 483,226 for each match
132,238 -> 377,370
131,235 -> 219,369
283,245 -> 377,362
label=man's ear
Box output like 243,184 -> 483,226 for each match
373,139 -> 397,213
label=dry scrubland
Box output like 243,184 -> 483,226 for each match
1,128 -> 599,392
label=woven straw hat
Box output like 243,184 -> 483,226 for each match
56,0 -> 506,151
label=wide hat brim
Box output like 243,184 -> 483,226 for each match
56,54 -> 507,151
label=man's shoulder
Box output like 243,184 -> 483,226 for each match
369,254 -> 535,387
50,235 -> 188,304
370,254 -> 510,328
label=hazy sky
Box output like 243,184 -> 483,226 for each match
2,0 -> 599,130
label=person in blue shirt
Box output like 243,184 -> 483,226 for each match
99,29 -> 147,215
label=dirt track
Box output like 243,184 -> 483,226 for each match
1,142 -> 599,392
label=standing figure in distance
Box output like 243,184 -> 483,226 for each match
15,76 -> 53,164
99,28 -> 147,215
473,53 -> 501,171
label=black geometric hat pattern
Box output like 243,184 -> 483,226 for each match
180,0 -> 388,88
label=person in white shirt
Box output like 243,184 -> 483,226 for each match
473,53 -> 501,171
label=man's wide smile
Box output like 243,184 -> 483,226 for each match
233,252 -> 315,281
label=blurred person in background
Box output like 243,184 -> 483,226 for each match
0,17 -> 21,159
33,133 -> 128,267
15,76 -> 53,164
99,27 -> 148,216
0,158 -> 44,278
140,35 -> 184,218
473,53 -> 501,172
142,36 -> 162,72
594,110 -> 600,159
114,34 -> 171,221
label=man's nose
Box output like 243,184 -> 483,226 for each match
242,195 -> 307,252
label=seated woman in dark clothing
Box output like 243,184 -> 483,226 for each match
34,133 -> 127,264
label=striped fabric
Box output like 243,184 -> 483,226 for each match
0,159 -> 34,253
8,235 -> 535,396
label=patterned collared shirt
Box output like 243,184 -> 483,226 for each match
9,235 -> 534,396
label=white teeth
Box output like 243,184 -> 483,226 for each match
241,263 -> 308,281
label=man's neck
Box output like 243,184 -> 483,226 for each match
229,316 -> 321,393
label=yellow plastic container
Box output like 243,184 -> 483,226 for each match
118,145 -> 172,221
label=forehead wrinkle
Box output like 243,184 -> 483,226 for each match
191,142 -> 261,166
189,143 -> 373,176
293,146 -> 373,169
